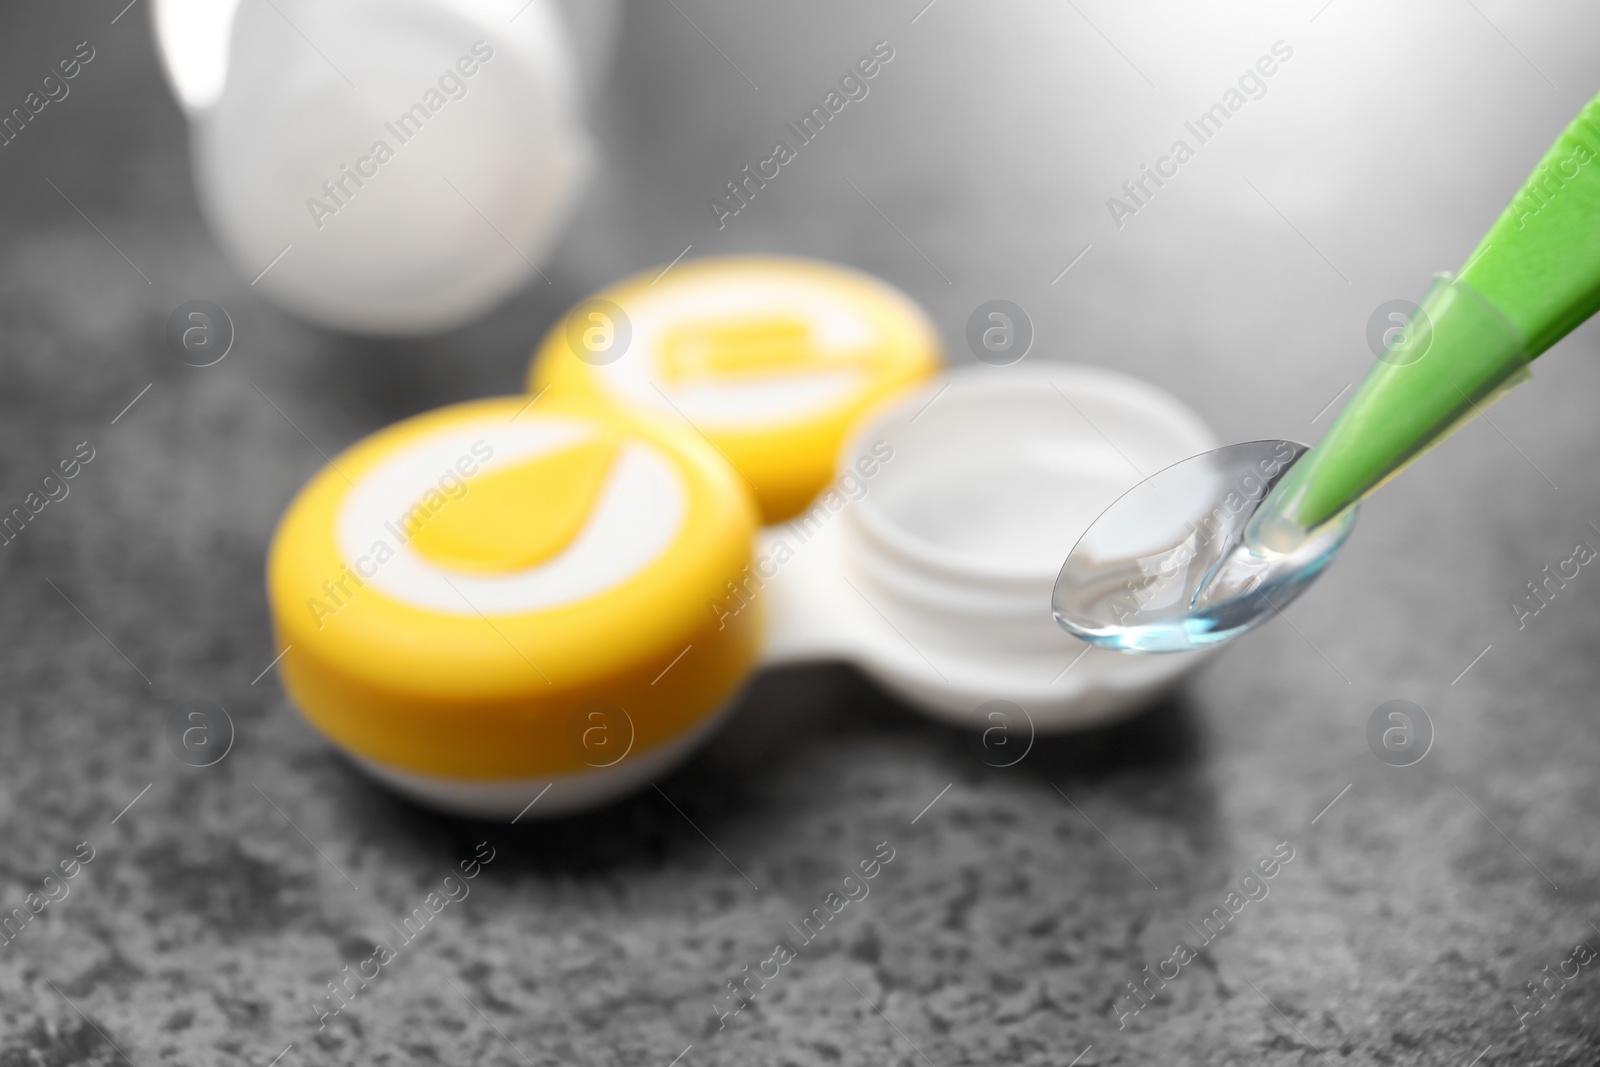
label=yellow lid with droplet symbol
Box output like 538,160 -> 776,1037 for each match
266,395 -> 761,810
529,256 -> 941,522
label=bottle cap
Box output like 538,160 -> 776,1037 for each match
266,395 -> 760,815
529,256 -> 941,522
184,0 -> 590,333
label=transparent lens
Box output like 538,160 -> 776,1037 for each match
1051,441 -> 1356,653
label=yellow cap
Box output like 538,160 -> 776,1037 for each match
266,395 -> 761,780
529,256 -> 941,522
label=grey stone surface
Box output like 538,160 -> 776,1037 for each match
0,2 -> 1598,1065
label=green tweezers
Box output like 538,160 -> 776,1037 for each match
1252,90 -> 1600,549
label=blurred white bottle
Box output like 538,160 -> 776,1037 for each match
153,0 -> 619,334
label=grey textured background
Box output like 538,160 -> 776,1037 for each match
1,1 -> 1599,1064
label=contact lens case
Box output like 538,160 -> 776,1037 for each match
267,396 -> 761,817
268,257 -> 1218,816
756,361 -> 1218,729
